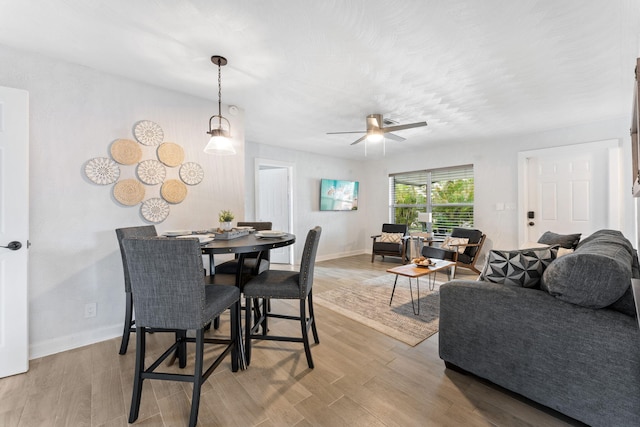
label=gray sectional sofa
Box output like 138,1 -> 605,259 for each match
439,229 -> 640,427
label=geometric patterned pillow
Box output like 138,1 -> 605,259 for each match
441,236 -> 469,254
479,247 -> 556,288
379,232 -> 403,243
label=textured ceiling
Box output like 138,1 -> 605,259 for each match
1,0 -> 639,159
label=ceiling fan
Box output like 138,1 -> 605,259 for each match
327,114 -> 427,145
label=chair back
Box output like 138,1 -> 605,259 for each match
382,223 -> 408,235
116,226 -> 157,292
451,228 -> 484,259
298,226 -> 322,297
122,237 -> 208,330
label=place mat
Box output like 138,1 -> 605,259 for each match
134,120 -> 164,146
110,138 -> 142,165
315,273 -> 443,346
113,179 -> 145,206
179,162 -> 204,185
137,159 -> 166,185
141,198 -> 170,223
161,179 -> 187,204
157,142 -> 184,167
85,157 -> 120,185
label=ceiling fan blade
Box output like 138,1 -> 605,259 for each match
384,133 -> 406,142
350,135 -> 368,146
382,121 -> 427,133
327,131 -> 365,135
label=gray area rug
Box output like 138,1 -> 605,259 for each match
315,273 -> 443,346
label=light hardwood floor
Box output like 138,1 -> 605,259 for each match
0,254 -> 581,427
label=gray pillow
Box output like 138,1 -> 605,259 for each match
537,231 -> 581,249
541,252 -> 631,308
479,247 -> 555,288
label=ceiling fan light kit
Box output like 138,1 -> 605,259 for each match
204,55 -> 236,155
327,113 -> 427,151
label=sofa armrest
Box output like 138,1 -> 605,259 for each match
439,280 -> 640,426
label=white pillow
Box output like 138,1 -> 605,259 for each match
379,232 -> 403,243
441,236 -> 469,254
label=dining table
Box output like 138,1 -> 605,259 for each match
200,231 -> 296,286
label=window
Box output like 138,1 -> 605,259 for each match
389,165 -> 474,236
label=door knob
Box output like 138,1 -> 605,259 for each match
1,241 -> 22,250
528,222 -> 535,226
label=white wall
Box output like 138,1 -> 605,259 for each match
244,142 -> 367,261
0,45 -> 245,358
364,117 -> 636,255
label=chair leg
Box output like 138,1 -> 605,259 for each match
231,301 -> 239,372
119,292 -> 134,355
175,330 -> 187,369
244,297 -> 253,366
129,326 -> 146,423
300,299 -> 314,369
308,291 -> 319,344
188,329 -> 205,427
260,298 -> 268,336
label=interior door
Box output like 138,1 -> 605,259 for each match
521,141 -> 617,244
257,165 -> 292,264
0,86 -> 29,378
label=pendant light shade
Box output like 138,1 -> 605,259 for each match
205,55 -> 235,155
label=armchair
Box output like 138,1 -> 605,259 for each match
422,227 -> 486,277
371,223 -> 409,263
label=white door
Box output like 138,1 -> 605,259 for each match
0,86 -> 29,378
257,164 -> 292,264
519,140 -> 619,245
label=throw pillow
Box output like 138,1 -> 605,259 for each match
479,247 -> 556,288
379,232 -> 403,243
441,236 -> 469,254
537,231 -> 581,249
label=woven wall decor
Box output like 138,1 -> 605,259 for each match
114,179 -> 145,206
179,162 -> 204,185
137,159 -> 166,185
157,142 -> 184,167
134,120 -> 164,146
141,198 -> 170,223
161,179 -> 188,204
86,120 -> 203,223
85,157 -> 120,185
110,139 -> 142,165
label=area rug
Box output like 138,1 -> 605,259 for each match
314,273 -> 443,346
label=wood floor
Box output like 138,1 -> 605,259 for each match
0,254 -> 580,427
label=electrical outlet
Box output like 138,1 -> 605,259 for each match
84,302 -> 97,318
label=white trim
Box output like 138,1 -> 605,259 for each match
30,324 -> 121,359
254,158 -> 295,265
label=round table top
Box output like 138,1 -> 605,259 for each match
201,232 -> 296,254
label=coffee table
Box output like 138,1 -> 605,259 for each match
387,260 -> 455,315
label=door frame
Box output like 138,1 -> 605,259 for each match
517,139 -> 621,246
254,158 -> 294,265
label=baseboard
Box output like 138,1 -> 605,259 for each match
29,324 -> 121,359
315,249 -> 367,262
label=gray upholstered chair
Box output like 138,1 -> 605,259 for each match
215,221 -> 273,277
122,237 -> 240,427
115,225 -> 157,355
243,226 -> 322,369
371,223 -> 409,263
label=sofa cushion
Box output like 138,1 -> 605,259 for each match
541,232 -> 633,308
479,247 -> 555,288
537,231 -> 581,249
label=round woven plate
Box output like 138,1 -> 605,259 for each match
113,179 -> 145,206
157,142 -> 184,167
179,162 -> 204,185
85,157 -> 120,185
110,139 -> 142,165
141,198 -> 170,223
161,179 -> 187,204
133,120 -> 164,146
137,159 -> 166,185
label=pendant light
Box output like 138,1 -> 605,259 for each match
204,55 -> 235,155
